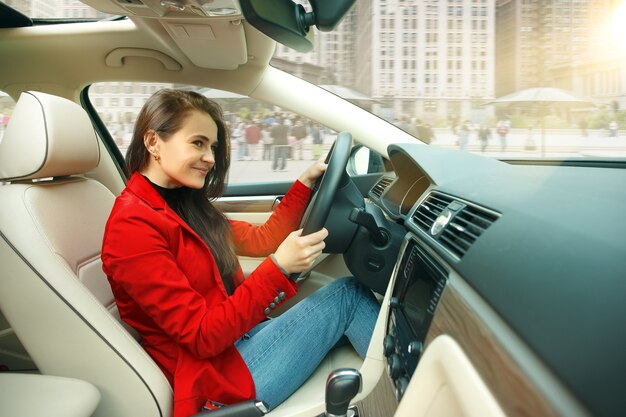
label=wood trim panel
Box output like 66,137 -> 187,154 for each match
425,281 -> 559,417
356,373 -> 398,417
214,197 -> 276,213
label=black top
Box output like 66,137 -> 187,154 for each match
144,175 -> 187,215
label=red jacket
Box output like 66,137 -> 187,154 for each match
101,173 -> 311,417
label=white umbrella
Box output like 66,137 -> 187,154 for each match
485,87 -> 596,156
486,87 -> 595,107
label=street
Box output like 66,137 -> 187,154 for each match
227,128 -> 626,184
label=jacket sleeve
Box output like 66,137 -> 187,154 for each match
230,180 -> 312,257
102,203 -> 298,360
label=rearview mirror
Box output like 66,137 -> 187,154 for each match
240,0 -> 356,52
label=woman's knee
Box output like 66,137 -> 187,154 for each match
324,276 -> 374,302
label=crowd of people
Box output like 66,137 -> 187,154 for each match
226,113 -> 327,172
397,116 -> 511,152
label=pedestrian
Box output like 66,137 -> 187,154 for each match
232,118 -> 246,161
477,124 -> 491,153
0,112 -> 5,139
245,120 -> 261,161
101,89 -> 379,417
457,120 -> 471,150
311,123 -> 323,160
271,116 -> 289,171
0,112 -> 9,140
261,123 -> 273,161
291,119 -> 307,160
496,119 -> 510,152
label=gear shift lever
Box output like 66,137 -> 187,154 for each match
325,368 -> 362,417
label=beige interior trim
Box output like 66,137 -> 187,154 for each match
0,312 -> 35,371
394,335 -> 505,417
0,373 -> 100,417
105,48 -> 182,71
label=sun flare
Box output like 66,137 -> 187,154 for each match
613,1 -> 626,54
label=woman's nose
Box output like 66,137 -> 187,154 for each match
202,149 -> 215,163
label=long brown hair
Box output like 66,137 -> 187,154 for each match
126,89 -> 239,292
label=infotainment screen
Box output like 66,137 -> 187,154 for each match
402,266 -> 437,337
385,240 -> 448,398
393,243 -> 447,341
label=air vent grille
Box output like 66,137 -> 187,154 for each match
370,176 -> 394,198
412,192 -> 498,259
412,193 -> 453,231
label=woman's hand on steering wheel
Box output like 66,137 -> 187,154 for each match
298,161 -> 327,189
273,228 -> 329,274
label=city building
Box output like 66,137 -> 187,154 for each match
276,0 -> 496,126
495,0 -> 623,96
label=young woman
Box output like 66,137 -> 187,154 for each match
101,89 -> 380,417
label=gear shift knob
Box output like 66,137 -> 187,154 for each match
325,368 -> 362,417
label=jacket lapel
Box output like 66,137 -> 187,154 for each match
125,172 -> 236,295
126,172 -> 207,244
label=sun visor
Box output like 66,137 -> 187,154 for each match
161,18 -> 248,69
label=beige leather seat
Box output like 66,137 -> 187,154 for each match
0,91 -> 173,417
0,91 -> 364,417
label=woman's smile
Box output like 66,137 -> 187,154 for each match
193,166 -> 210,176
143,110 -> 218,189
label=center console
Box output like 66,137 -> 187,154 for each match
383,237 -> 448,400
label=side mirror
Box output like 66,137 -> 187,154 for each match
348,145 -> 386,175
240,0 -> 356,52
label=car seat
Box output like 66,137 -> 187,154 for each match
0,91 -> 173,417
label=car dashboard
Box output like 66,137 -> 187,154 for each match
354,143 -> 626,417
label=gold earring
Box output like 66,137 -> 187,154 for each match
153,153 -> 160,161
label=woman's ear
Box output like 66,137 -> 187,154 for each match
143,130 -> 159,158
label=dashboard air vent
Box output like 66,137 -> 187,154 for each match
412,193 -> 453,229
370,176 -> 394,198
413,192 -> 498,259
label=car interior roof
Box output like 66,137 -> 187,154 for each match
0,1 -> 276,99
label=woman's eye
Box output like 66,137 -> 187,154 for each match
193,140 -> 204,147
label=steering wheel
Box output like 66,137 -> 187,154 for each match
299,131 -> 352,236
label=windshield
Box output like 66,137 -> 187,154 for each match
274,0 -> 626,159
2,0 -> 625,161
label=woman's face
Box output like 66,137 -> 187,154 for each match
145,110 -> 218,189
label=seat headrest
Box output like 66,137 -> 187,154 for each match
0,91 -> 100,181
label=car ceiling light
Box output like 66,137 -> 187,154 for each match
192,0 -> 241,17
203,7 -> 239,16
161,0 -> 185,11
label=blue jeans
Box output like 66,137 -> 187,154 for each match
235,277 -> 380,410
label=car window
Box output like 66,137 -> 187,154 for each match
88,82 -> 344,185
0,90 -> 16,185
0,90 -> 15,144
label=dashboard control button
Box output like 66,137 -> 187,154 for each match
408,341 -> 423,356
388,354 -> 402,379
396,376 -> 410,400
383,335 -> 395,357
